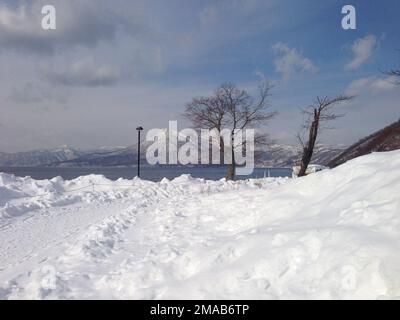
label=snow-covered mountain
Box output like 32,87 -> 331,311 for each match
0,146 -> 85,167
0,144 -> 345,168
0,145 -> 130,167
259,144 -> 346,167
55,146 -> 138,167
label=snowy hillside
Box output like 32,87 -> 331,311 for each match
0,150 -> 400,299
329,119 -> 400,168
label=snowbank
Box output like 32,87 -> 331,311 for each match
0,173 -> 281,221
0,151 -> 399,299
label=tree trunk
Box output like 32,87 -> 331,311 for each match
226,164 -> 235,180
226,133 -> 236,180
298,109 -> 319,177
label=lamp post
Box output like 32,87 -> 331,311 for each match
136,126 -> 143,178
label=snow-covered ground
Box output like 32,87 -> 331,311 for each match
0,151 -> 400,299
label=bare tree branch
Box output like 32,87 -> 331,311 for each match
296,94 -> 354,177
183,81 -> 276,180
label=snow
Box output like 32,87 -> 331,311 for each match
0,151 -> 400,299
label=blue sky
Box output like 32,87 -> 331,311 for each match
0,0 -> 399,151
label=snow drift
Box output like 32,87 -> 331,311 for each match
0,151 -> 400,299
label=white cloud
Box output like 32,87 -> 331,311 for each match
45,58 -> 119,87
8,81 -> 67,103
344,35 -> 377,71
345,76 -> 397,96
0,1 -> 134,54
272,42 -> 317,79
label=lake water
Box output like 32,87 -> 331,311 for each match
0,166 -> 292,182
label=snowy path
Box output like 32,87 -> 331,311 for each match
0,201 -> 141,279
1,151 -> 400,299
0,175 -> 283,299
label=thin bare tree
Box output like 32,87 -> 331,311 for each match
184,81 -> 276,180
383,51 -> 400,83
388,70 -> 400,77
387,69 -> 400,84
297,95 -> 353,177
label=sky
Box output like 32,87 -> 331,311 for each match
0,0 -> 399,152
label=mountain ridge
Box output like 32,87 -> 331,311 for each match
0,144 -> 345,168
328,119 -> 400,168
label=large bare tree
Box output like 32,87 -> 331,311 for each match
297,95 -> 353,177
184,82 -> 275,180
